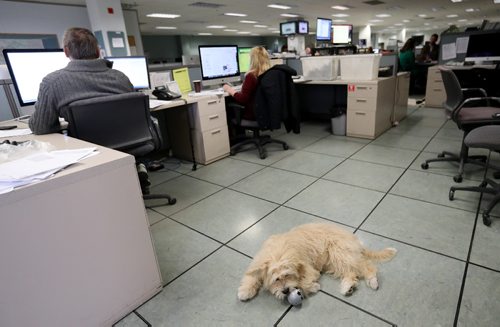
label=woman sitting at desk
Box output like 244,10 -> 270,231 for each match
398,38 -> 416,72
223,46 -> 270,120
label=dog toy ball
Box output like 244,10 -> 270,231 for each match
288,288 -> 304,306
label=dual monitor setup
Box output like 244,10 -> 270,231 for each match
280,18 -> 353,45
3,44 -> 250,106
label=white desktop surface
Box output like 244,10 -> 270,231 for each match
0,122 -> 162,327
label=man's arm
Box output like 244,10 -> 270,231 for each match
29,80 -> 61,135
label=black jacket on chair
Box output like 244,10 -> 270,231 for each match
254,64 -> 300,133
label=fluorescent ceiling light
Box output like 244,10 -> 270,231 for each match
394,23 -> 403,26
280,13 -> 299,17
332,19 -> 346,22
458,19 -> 468,22
465,8 -> 478,12
224,29 -> 238,32
451,0 -> 463,2
198,33 -> 212,35
206,25 -> 226,29
403,19 -> 411,23
424,23 -> 430,25
446,14 -> 458,18
237,31 -> 251,34
369,19 -> 383,23
268,4 -> 291,10
240,20 -> 258,23
254,25 -> 268,28
147,13 -> 180,19
272,31 -> 280,33
332,5 -> 350,10
332,13 -> 349,17
156,26 -> 177,30
224,13 -> 247,17
418,14 -> 427,17
376,14 -> 391,18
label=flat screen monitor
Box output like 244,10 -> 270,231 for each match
105,56 -> 150,90
280,21 -> 297,36
238,47 -> 252,73
333,24 -> 353,44
298,21 -> 309,35
316,18 -> 332,41
465,32 -> 500,62
2,49 -> 70,106
198,45 -> 240,86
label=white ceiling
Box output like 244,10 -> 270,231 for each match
20,0 -> 500,36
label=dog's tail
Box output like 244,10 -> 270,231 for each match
362,247 -> 397,262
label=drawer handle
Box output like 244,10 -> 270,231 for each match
211,129 -> 221,135
355,112 -> 366,115
357,86 -> 368,90
433,89 -> 442,92
207,100 -> 218,105
356,99 -> 368,103
209,114 -> 219,120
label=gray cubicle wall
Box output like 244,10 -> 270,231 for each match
439,29 -> 500,64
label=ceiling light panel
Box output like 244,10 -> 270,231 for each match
156,26 -> 177,29
239,20 -> 258,23
224,13 -> 247,17
147,13 -> 181,18
281,13 -> 299,17
267,4 -> 291,10
332,5 -> 350,10
332,13 -> 349,17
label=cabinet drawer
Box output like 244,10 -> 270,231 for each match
194,97 -> 225,117
347,96 -> 377,112
346,110 -> 375,138
192,109 -> 226,132
348,84 -> 378,98
194,125 -> 230,164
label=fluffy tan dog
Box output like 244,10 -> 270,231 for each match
238,223 -> 396,301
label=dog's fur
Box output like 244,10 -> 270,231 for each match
238,223 -> 396,301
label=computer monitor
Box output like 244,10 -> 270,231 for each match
198,45 -> 240,86
105,56 -> 150,90
316,18 -> 332,42
297,21 -> 309,35
238,47 -> 252,73
465,32 -> 500,63
412,35 -> 424,46
333,24 -> 353,44
280,21 -> 297,36
2,49 -> 70,106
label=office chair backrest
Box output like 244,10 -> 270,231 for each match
66,92 -> 158,157
440,68 -> 464,113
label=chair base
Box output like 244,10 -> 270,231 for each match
421,150 -> 487,183
230,131 -> 289,159
450,178 -> 500,226
143,193 -> 177,207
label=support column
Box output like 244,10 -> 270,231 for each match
85,0 -> 130,57
359,25 -> 372,47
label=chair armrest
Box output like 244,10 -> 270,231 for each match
226,102 -> 245,124
461,87 -> 487,98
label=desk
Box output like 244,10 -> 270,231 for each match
296,76 -> 397,139
0,122 -> 162,327
151,93 -> 230,166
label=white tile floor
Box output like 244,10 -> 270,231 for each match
115,105 -> 500,327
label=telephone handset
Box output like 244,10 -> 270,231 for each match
152,85 -> 181,100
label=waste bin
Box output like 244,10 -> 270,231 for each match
330,107 -> 346,136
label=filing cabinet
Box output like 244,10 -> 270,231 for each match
425,65 -> 446,108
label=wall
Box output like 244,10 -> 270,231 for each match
0,1 -> 142,54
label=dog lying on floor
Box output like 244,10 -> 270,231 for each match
238,223 -> 397,301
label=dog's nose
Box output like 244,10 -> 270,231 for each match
282,288 -> 290,295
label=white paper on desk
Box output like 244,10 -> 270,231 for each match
442,43 -> 457,61
0,128 -> 32,138
150,71 -> 171,88
0,147 -> 96,180
456,37 -> 469,54
149,99 -> 171,108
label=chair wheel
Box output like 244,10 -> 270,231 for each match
453,175 -> 463,183
260,153 -> 266,159
437,153 -> 445,158
421,162 -> 429,170
168,198 -> 177,205
449,189 -> 455,201
283,144 -> 289,150
483,213 -> 492,226
230,149 -> 236,156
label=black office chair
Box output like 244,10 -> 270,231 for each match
421,68 -> 500,182
66,92 -> 176,206
449,125 -> 500,226
227,65 -> 299,159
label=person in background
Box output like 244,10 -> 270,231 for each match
29,27 -> 133,135
281,44 -> 288,53
305,46 -> 313,56
398,38 -> 416,72
223,46 -> 270,121
419,34 -> 439,62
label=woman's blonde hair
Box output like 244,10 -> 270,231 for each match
249,46 -> 270,76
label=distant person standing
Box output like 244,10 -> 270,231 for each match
399,38 -> 416,72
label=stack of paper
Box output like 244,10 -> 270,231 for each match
0,147 -> 97,194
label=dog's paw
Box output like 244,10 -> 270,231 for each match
340,280 -> 357,296
366,277 -> 379,290
307,282 -> 321,294
237,286 -> 257,301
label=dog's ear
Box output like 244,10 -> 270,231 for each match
247,259 -> 270,278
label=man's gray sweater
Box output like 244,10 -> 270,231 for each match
29,59 -> 133,135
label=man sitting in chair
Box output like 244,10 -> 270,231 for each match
29,27 -> 152,192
